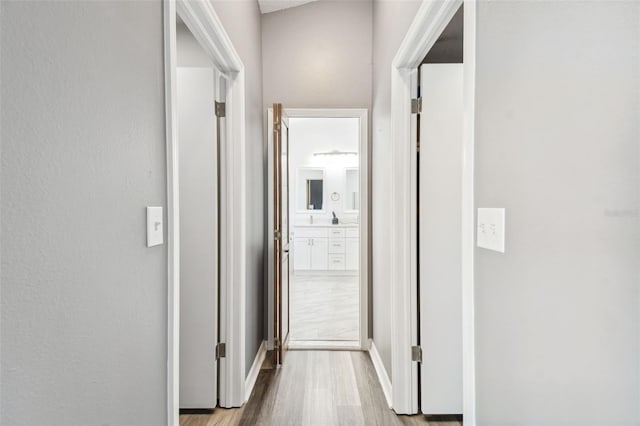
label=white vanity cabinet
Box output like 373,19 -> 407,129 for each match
293,227 -> 328,270
293,238 -> 312,270
328,228 -> 346,270
310,238 -> 328,270
293,226 -> 358,272
345,238 -> 359,270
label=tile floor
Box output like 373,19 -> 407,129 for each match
289,274 -> 359,342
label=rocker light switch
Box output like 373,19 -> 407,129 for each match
147,206 -> 163,247
477,208 -> 505,253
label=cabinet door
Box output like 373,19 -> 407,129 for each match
310,238 -> 328,270
293,238 -> 311,270
346,238 -> 359,270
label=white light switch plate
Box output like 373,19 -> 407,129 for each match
147,206 -> 163,247
477,208 -> 505,253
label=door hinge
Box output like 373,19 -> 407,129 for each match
411,345 -> 422,363
411,97 -> 422,114
274,338 -> 281,349
274,230 -> 282,240
215,101 -> 226,118
274,122 -> 282,132
215,342 -> 226,360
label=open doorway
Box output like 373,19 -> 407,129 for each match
289,116 -> 361,348
267,108 -> 369,359
415,2 -> 464,417
387,0 -> 467,418
175,14 -> 226,412
165,1 -> 249,421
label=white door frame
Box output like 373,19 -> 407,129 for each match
267,108 -> 369,351
164,1 -> 247,424
389,0 -> 476,424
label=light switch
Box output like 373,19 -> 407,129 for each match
147,206 -> 163,247
477,208 -> 505,253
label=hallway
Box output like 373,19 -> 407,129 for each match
179,351 -> 462,426
2,1 -> 639,425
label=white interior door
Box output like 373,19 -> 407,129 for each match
418,64 -> 463,414
178,67 -> 218,408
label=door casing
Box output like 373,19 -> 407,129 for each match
267,108 -> 369,352
389,0 -> 476,423
164,1 -> 248,423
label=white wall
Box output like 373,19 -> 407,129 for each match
371,0 -> 421,378
210,0 -> 266,376
474,1 -> 640,424
0,2 -> 167,424
289,118 -> 360,226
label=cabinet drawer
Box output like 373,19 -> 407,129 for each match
345,227 -> 359,238
346,238 -> 359,270
295,227 -> 329,238
328,228 -> 345,238
328,254 -> 345,270
328,239 -> 345,254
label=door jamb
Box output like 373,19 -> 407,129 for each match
164,1 -> 247,423
389,0 -> 476,424
267,108 -> 369,351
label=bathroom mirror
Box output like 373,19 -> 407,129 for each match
345,168 -> 359,212
297,168 -> 325,211
307,179 -> 323,210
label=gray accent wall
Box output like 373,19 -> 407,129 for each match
475,1 -> 640,424
1,1 -> 167,425
176,23 -> 215,67
261,0 -> 373,349
210,0 -> 266,376
371,0 -> 421,379
261,0 -> 373,109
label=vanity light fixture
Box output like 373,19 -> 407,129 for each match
313,150 -> 358,156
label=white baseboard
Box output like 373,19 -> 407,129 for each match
244,340 -> 267,402
369,339 -> 393,408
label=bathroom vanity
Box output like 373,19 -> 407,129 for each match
292,224 -> 359,272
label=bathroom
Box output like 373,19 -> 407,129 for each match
287,115 -> 363,348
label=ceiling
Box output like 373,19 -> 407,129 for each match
258,0 -> 319,14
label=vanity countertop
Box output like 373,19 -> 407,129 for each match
295,223 -> 358,228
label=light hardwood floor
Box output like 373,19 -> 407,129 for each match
179,350 -> 462,426
290,275 -> 359,342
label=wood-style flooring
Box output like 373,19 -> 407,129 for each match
290,275 -> 359,342
180,350 -> 462,426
